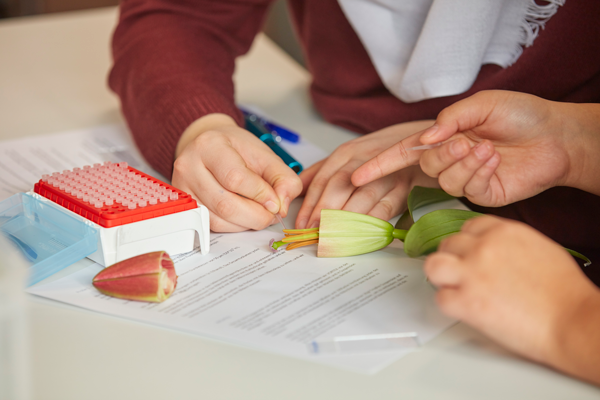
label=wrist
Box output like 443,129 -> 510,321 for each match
175,113 -> 238,158
546,280 -> 600,385
558,102 -> 600,195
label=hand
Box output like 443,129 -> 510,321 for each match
172,114 -> 302,232
295,120 -> 438,229
425,216 -> 600,384
353,90 -> 578,207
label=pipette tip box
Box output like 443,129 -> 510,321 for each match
1,161 -> 210,285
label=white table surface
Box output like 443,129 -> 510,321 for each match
1,7 -> 599,400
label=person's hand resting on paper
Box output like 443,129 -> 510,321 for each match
352,90 -> 600,206
172,113 -> 303,232
425,215 -> 600,385
295,120 -> 439,229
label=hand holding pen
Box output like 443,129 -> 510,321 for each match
352,90 -> 582,208
171,113 -> 302,232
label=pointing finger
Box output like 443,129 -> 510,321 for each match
351,131 -> 424,187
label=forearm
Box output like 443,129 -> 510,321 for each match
109,0 -> 271,178
558,102 -> 600,196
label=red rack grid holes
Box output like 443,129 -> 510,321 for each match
34,161 -> 197,228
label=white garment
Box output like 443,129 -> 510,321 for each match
337,0 -> 565,103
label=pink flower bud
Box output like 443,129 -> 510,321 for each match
92,251 -> 177,302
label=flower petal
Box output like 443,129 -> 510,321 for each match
92,251 -> 178,302
318,236 -> 394,257
94,251 -> 167,280
317,210 -> 394,257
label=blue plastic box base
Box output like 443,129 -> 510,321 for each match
0,193 -> 97,286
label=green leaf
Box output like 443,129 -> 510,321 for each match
407,186 -> 456,218
565,248 -> 592,267
403,209 -> 482,257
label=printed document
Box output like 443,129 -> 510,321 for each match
0,125 -> 160,201
2,124 -> 456,373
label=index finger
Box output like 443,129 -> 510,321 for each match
203,143 -> 282,214
173,158 -> 277,230
351,131 -> 424,187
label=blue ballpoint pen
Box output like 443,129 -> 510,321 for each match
263,121 -> 300,143
244,114 -> 303,174
240,108 -> 301,143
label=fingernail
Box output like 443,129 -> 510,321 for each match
420,124 -> 439,140
309,221 -> 319,229
450,140 -> 469,157
474,142 -> 491,159
297,219 -> 307,229
264,200 -> 279,214
485,152 -> 500,166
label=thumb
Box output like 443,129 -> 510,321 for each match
420,90 -> 502,145
261,156 -> 304,218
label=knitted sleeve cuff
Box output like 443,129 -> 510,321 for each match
121,85 -> 244,179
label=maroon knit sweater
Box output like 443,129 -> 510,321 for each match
109,0 -> 600,271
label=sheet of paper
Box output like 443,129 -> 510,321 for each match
0,125 -> 161,201
28,229 -> 455,374
0,123 -> 328,201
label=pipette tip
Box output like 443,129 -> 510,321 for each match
275,213 -> 287,230
405,142 -> 442,151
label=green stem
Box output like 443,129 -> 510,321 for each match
271,240 -> 285,250
392,229 -> 407,241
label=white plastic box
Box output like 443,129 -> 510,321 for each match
28,192 -> 210,268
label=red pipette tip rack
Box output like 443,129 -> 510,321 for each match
34,162 -> 197,228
